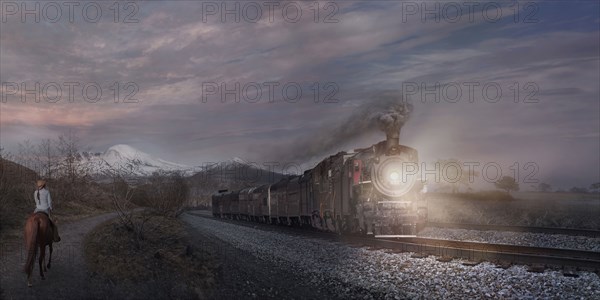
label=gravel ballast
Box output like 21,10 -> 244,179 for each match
419,227 -> 600,252
181,212 -> 600,299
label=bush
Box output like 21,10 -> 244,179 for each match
145,171 -> 190,217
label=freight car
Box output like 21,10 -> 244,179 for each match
212,133 -> 427,237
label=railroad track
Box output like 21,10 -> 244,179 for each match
186,211 -> 600,272
358,236 -> 600,272
426,222 -> 600,238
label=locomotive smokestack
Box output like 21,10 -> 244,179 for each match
377,98 -> 411,151
386,129 -> 400,150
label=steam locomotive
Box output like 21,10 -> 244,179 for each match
212,131 -> 427,237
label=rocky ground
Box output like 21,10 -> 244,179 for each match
181,211 -> 600,299
419,227 -> 600,252
182,214 -> 339,299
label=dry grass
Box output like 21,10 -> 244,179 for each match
0,189 -> 112,245
84,212 -> 216,298
0,197 -> 32,240
427,191 -> 600,229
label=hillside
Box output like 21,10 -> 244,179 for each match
187,158 -> 287,207
0,158 -> 39,236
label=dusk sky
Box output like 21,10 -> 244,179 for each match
1,1 -> 598,189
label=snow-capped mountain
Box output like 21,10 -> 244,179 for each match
189,156 -> 288,185
231,157 -> 248,165
202,156 -> 289,173
81,144 -> 199,177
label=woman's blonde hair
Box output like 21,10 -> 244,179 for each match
35,180 -> 46,203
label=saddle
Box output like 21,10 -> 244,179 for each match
33,212 -> 56,228
34,211 -> 50,218
33,212 -> 61,242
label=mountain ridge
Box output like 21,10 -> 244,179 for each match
81,144 -> 198,177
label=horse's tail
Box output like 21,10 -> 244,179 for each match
23,216 -> 39,275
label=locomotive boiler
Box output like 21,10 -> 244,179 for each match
212,130 -> 427,237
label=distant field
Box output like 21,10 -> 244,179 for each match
426,192 -> 600,230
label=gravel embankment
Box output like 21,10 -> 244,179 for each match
181,212 -> 600,299
182,213 -> 338,299
419,227 -> 600,252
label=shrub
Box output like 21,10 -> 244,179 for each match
146,171 -> 190,217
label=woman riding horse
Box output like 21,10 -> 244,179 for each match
24,180 -> 61,286
34,180 -> 60,242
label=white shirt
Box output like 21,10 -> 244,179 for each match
34,188 -> 52,214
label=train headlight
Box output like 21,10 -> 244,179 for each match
372,155 -> 417,197
388,171 -> 400,185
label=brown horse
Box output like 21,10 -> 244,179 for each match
23,212 -> 54,287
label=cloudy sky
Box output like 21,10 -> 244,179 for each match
1,1 -> 598,189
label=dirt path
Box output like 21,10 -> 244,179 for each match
0,212 -> 120,299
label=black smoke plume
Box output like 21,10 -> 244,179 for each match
267,90 -> 413,163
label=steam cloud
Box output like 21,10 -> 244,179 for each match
267,90 -> 413,163
376,97 -> 413,138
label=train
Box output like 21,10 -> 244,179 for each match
212,131 -> 427,237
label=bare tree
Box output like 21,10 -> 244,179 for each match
146,171 -> 189,217
17,140 -> 40,174
37,139 -> 57,180
103,162 -> 150,249
49,130 -> 95,205
56,130 -> 82,183
103,163 -> 138,227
